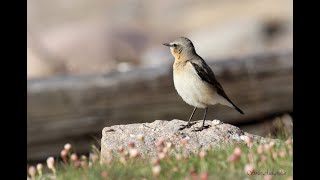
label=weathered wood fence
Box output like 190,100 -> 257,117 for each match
27,50 -> 292,161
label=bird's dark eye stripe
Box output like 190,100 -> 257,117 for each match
173,44 -> 177,47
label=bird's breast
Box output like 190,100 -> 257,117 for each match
173,62 -> 216,108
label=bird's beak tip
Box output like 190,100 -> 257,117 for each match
163,43 -> 171,47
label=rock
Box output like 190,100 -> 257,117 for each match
101,119 -> 275,162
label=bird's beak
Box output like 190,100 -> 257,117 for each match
163,43 -> 173,47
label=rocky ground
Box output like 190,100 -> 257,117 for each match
101,119 -> 277,162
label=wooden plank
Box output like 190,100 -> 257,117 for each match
27,50 -> 292,161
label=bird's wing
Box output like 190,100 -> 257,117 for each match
188,60 -> 244,114
188,60 -> 225,93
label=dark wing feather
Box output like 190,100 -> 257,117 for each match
189,60 -> 244,114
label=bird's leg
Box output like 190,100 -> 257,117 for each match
192,107 -> 211,132
179,107 -> 197,130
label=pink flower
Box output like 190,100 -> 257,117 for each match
228,147 -> 243,162
175,154 -> 182,161
233,147 -> 242,157
242,135 -> 253,145
244,164 -> 255,175
64,143 -> 72,152
200,172 -> 209,180
228,154 -> 240,163
269,141 -> 276,148
81,160 -> 88,168
46,157 -> 55,169
199,150 -> 207,159
166,142 -> 173,149
70,153 -> 78,161
181,138 -> 188,146
46,157 -> 56,174
74,160 -> 81,168
158,152 -> 166,160
286,138 -> 292,145
28,166 -> 36,178
190,168 -> 197,180
36,163 -> 43,175
89,153 -> 99,163
123,150 -> 129,157
272,152 -> 278,159
129,149 -> 140,158
162,147 -> 169,154
152,165 -> 161,177
81,155 -> 87,161
279,150 -> 286,158
264,144 -> 271,152
117,146 -> 124,153
128,142 -> 135,149
101,171 -> 109,179
151,157 -> 160,165
60,149 -> 68,160
257,145 -> 264,154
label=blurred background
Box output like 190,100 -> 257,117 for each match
27,0 -> 292,163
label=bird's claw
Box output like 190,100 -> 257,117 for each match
191,125 -> 211,132
178,122 -> 197,130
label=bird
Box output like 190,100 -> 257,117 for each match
163,37 -> 244,131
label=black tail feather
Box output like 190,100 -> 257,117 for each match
233,104 -> 244,114
218,92 -> 244,114
222,94 -> 244,114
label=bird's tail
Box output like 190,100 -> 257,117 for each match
232,104 -> 244,114
226,98 -> 244,114
218,94 -> 244,114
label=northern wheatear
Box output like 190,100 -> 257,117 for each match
163,37 -> 244,131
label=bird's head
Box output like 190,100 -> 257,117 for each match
163,37 -> 196,60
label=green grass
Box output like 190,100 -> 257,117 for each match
28,136 -> 293,180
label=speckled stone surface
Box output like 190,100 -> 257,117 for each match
101,119 -> 272,162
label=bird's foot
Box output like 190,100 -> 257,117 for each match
191,125 -> 211,132
178,122 -> 197,130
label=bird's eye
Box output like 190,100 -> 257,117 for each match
173,44 -> 177,47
